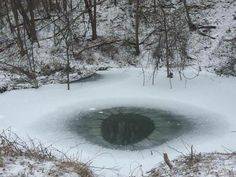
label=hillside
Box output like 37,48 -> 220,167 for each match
0,0 -> 235,92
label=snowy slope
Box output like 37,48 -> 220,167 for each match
1,156 -> 81,177
148,152 -> 236,177
188,0 -> 236,71
0,0 -> 235,92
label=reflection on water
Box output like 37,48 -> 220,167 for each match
101,113 -> 155,145
67,107 -> 194,150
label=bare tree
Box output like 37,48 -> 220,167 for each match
159,1 -> 171,78
182,0 -> 196,31
8,0 -> 26,56
134,0 -> 140,55
84,0 -> 97,40
52,1 -> 78,90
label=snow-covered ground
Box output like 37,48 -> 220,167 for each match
0,67 -> 235,176
188,0 -> 236,71
148,152 -> 236,177
1,156 -> 81,177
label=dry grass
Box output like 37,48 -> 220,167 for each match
57,161 -> 94,177
0,129 -> 55,161
0,129 -> 95,177
1,129 -> 235,177
147,152 -> 236,177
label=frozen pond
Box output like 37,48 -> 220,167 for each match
0,68 -> 235,176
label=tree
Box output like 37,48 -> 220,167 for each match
182,0 -> 196,31
52,1 -> 78,90
134,0 -> 140,55
8,0 -> 26,56
14,0 -> 39,44
84,0 -> 97,40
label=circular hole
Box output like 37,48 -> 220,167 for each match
68,107 -> 194,150
101,113 -> 155,145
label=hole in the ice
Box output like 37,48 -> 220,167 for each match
68,107 -> 193,150
101,113 -> 155,145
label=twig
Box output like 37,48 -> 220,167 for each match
197,29 -> 216,39
163,153 -> 173,170
167,145 -> 186,156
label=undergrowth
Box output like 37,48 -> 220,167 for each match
0,129 -> 95,177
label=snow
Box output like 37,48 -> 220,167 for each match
0,0 -> 235,175
0,67 -> 236,176
1,156 -> 80,177
148,153 -> 236,177
188,0 -> 236,69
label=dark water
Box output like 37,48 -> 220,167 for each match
68,107 -> 194,150
101,113 -> 155,145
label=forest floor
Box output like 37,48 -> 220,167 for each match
0,131 -> 94,177
148,152 -> 236,177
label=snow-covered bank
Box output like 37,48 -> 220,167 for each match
0,68 -> 236,176
0,131 -> 94,177
148,152 -> 236,177
1,156 -> 85,177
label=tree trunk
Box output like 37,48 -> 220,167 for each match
135,0 -> 140,55
27,0 -> 39,46
66,43 -> 70,90
160,5 -> 171,78
84,0 -> 97,40
183,0 -> 196,31
92,0 -> 97,40
10,0 -> 25,56
15,0 -> 38,43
